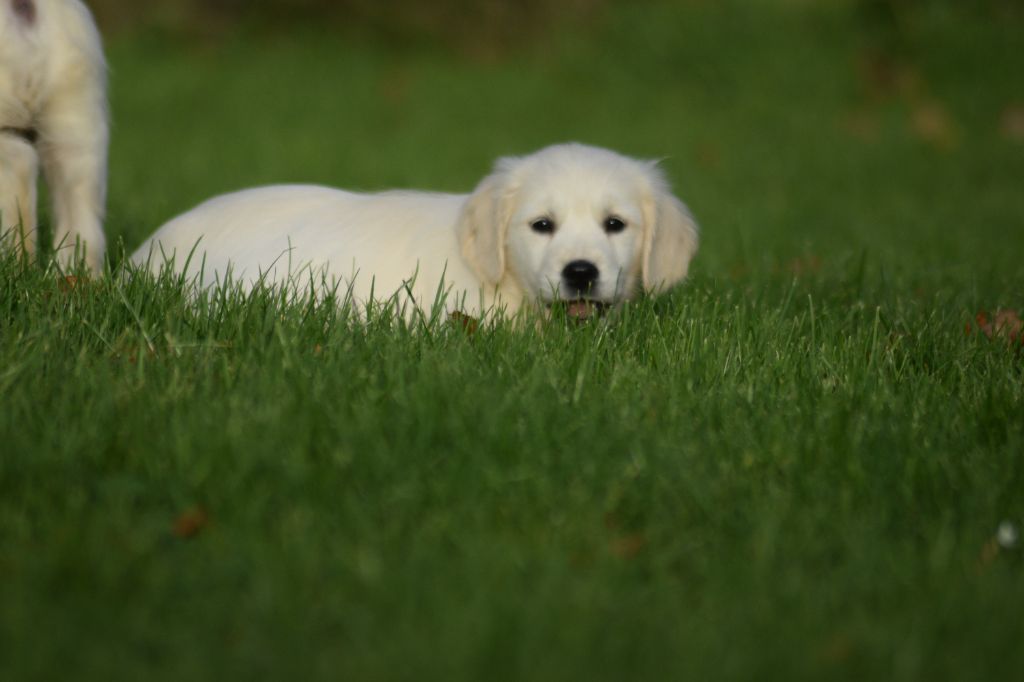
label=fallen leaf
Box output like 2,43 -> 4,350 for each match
58,275 -> 80,293
976,537 -> 1001,575
910,100 -> 957,149
976,522 -> 1020,574
694,142 -> 722,170
1000,104 -> 1024,142
449,311 -> 479,335
603,511 -> 626,531
728,263 -> 750,280
816,632 -> 855,665
974,309 -> 1022,345
378,68 -> 411,107
609,532 -> 647,559
173,507 -> 209,539
840,110 -> 880,141
781,255 -> 822,276
857,51 -> 921,100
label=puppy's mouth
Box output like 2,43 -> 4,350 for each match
547,299 -> 611,321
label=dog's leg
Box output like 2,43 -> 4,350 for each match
39,63 -> 108,273
0,133 -> 40,262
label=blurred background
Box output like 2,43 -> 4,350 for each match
85,0 -> 1024,50
84,0 -> 1023,286
89,0 -> 608,50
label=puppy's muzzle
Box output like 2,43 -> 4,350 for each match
562,259 -> 600,297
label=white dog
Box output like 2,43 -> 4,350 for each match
0,0 -> 107,272
133,143 -> 699,319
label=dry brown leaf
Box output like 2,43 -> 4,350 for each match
816,632 -> 855,665
58,275 -> 81,293
378,68 -> 411,107
603,511 -> 622,531
173,507 -> 209,539
694,142 -> 722,170
911,100 -> 958,149
840,110 -> 880,142
609,533 -> 647,559
728,263 -> 750,280
857,52 -> 921,100
976,538 -> 1000,575
1000,104 -> 1024,142
783,255 -> 823,276
973,309 -> 1023,345
976,522 -> 1020,574
449,311 -> 479,335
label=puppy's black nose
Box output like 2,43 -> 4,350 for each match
562,260 -> 600,294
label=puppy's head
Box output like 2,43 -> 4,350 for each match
457,143 -> 699,319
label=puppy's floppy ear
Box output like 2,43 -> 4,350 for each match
640,164 -> 699,292
456,158 -> 519,285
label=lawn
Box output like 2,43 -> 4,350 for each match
2,1 -> 1023,679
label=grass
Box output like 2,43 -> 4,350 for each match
2,1 -> 1023,679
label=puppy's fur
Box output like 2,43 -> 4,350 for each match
133,143 -> 699,317
0,0 -> 107,271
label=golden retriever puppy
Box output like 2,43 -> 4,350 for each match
0,0 -> 107,271
133,143 -> 699,318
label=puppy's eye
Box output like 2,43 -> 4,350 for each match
531,218 -> 555,234
604,217 -> 627,234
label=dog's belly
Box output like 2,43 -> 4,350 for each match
133,185 -> 490,311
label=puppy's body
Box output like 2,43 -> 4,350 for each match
134,144 -> 699,317
137,186 -> 515,313
0,0 -> 107,271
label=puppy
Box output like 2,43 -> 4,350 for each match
133,143 -> 699,318
0,0 -> 108,272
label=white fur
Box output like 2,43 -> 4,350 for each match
133,143 -> 699,316
0,0 -> 107,271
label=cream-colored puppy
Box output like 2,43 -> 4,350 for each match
133,143 -> 699,318
0,0 -> 107,272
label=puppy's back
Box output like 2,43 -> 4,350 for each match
132,185 -> 475,305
